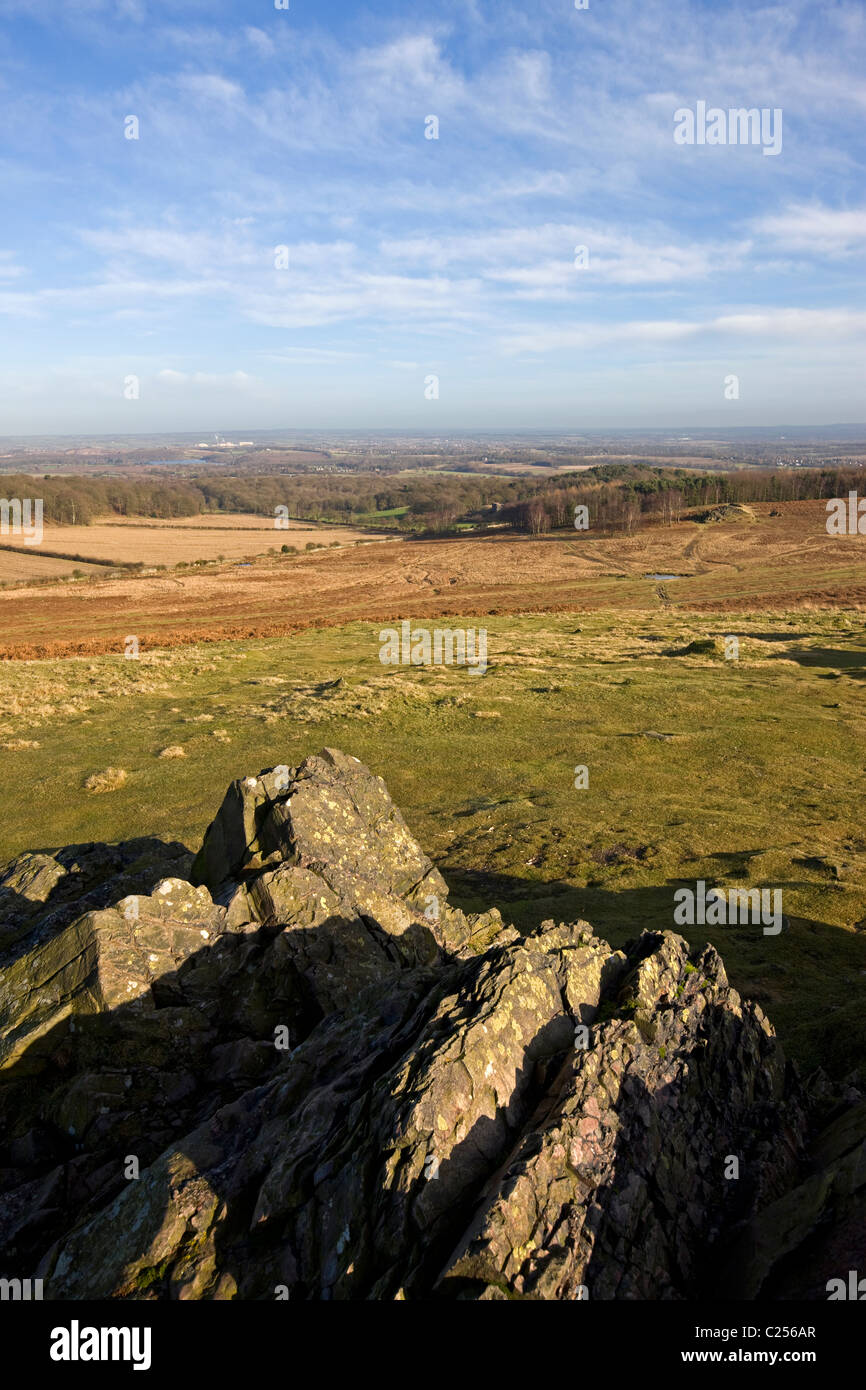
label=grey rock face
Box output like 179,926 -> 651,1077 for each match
0,750 -> 862,1300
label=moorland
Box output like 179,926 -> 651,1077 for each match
1,455 -> 864,1083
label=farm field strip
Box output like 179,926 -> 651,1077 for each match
0,549 -> 107,582
0,514 -> 389,567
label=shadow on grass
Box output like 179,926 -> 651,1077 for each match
442,866 -> 866,1080
766,644 -> 866,674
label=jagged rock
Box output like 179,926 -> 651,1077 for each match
1,851 -> 68,907
192,748 -> 447,920
0,837 -> 193,953
0,749 -> 863,1301
0,879 -> 225,1077
436,935 -> 802,1299
717,1100 -> 866,1300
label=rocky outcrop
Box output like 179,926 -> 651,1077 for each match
0,749 -> 862,1300
0,836 -> 192,954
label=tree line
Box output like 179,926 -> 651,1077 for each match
0,463 -> 862,533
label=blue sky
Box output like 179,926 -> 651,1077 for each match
0,0 -> 864,433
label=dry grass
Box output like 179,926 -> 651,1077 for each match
0,514 -> 390,567
83,767 -> 127,793
0,501 -> 864,660
106,513 -> 336,531
157,745 -> 186,758
0,550 -> 107,582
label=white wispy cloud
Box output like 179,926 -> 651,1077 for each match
0,0 -> 863,427
752,203 -> 866,254
501,308 -> 866,355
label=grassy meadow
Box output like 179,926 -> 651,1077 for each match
2,608 -> 865,1079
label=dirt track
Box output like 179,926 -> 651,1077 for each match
1,504 -> 864,659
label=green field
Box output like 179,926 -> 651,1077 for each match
2,608 -> 866,1078
352,505 -> 410,524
